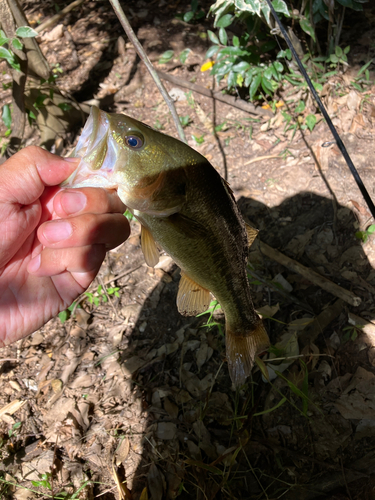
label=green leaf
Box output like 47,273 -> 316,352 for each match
335,46 -> 343,58
179,48 -> 191,64
28,109 -> 37,120
232,35 -> 240,48
232,61 -> 250,73
58,310 -> 69,323
158,50 -> 174,64
227,70 -> 237,88
272,0 -> 290,17
336,0 -> 353,6
2,104 -> 11,129
261,76 -> 274,95
367,224 -> 375,234
344,45 -> 350,54
219,27 -> 227,45
250,73 -> 262,100
16,26 -> 39,38
356,59 -> 372,76
11,38 -> 23,50
305,114 -> 317,131
263,66 -> 274,80
299,18 -> 316,42
183,11 -> 194,23
216,14 -> 233,28
295,100 -> 305,114
0,47 -> 20,70
330,54 -> 339,63
206,45 -> 219,58
58,102 -> 72,111
273,61 -> 284,72
207,30 -> 219,44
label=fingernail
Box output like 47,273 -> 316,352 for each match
63,157 -> 80,163
43,221 -> 72,243
28,254 -> 41,273
60,191 -> 86,214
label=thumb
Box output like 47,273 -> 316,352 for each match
0,147 -> 80,268
0,146 -> 80,205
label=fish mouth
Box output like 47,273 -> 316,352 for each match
61,106 -> 122,190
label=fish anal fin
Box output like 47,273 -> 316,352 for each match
141,225 -> 159,267
177,271 -> 211,316
226,319 -> 269,387
245,223 -> 259,248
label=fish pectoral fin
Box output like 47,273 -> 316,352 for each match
167,213 -> 207,239
226,319 -> 269,387
177,271 -> 211,316
141,225 -> 159,267
245,223 -> 259,247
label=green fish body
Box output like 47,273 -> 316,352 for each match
62,106 -> 269,386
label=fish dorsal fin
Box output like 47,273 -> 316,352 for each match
245,223 -> 259,248
141,225 -> 159,267
177,271 -> 211,316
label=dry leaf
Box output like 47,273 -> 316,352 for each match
147,463 -> 165,500
115,437 -> 130,465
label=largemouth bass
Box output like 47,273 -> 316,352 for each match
62,106 -> 269,387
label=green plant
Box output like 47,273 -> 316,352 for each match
355,224 -> 375,243
176,0 -> 205,23
326,45 -> 350,70
58,301 -> 78,324
8,421 -> 21,438
197,299 -> 224,336
180,114 -> 192,127
192,134 -> 205,145
1,104 -> 11,137
0,26 -> 38,71
342,324 -> 363,342
85,284 -> 120,307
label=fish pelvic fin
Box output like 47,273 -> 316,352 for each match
141,225 -> 159,267
226,318 -> 269,388
177,271 -> 211,316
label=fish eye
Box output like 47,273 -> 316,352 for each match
125,134 -> 144,149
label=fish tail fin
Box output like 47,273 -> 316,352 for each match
226,319 -> 269,388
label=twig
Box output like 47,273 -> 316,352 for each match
259,240 -> 361,307
108,0 -> 187,143
35,0 -> 85,33
0,358 -> 18,362
244,154 -> 283,165
156,70 -> 272,118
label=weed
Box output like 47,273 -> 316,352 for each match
176,0 -> 205,23
85,284 -> 120,307
58,301 -> 78,324
342,324 -> 363,342
355,224 -> 375,243
197,299 -> 224,337
192,134 -> 205,145
180,114 -> 192,127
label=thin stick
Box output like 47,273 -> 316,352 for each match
259,240 -> 361,307
108,0 -> 187,143
36,0 -> 85,33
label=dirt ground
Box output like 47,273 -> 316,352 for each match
1,1 -> 375,499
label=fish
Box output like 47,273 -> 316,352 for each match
62,106 -> 270,387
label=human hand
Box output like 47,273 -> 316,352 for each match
0,146 -> 130,347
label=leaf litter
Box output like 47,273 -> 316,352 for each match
1,1 -> 375,499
